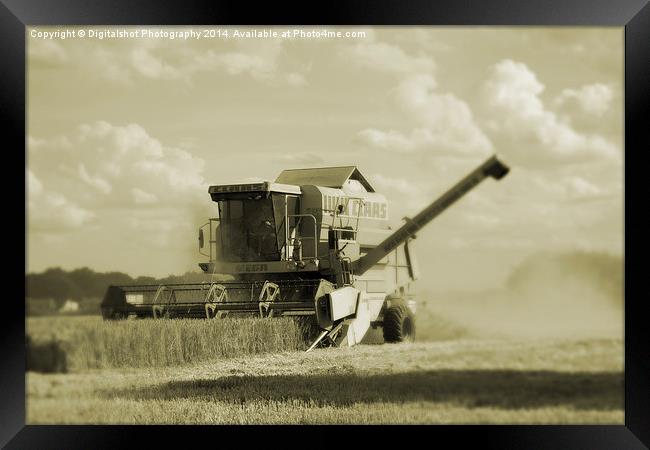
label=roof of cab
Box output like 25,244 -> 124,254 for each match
208,181 -> 301,195
274,166 -> 375,192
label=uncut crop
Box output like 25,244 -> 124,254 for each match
27,316 -> 306,371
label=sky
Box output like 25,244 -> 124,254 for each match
26,26 -> 623,292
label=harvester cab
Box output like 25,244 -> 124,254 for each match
102,155 -> 510,351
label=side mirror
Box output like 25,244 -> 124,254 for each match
198,229 -> 204,249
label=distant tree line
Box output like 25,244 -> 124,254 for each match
26,267 -> 213,307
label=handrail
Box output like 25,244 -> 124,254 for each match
331,195 -> 365,229
330,226 -> 358,240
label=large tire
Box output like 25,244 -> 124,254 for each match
383,301 -> 416,343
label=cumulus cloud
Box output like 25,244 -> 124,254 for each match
89,47 -> 133,84
130,46 -> 182,80
110,38 -> 304,86
356,129 -> 417,153
171,38 -> 306,86
340,41 -> 435,74
78,164 -> 112,194
554,83 -> 614,116
27,169 -> 95,231
460,212 -> 502,228
27,121 -> 207,235
29,34 -> 308,87
391,29 -> 453,53
528,172 -> 608,203
565,176 -> 601,198
480,60 -> 620,165
343,34 -> 492,158
285,72 -> 308,87
357,74 -> 493,156
369,173 -> 434,213
28,39 -> 68,65
26,169 -> 42,195
409,159 -> 621,258
371,174 -> 420,196
131,188 -> 158,204
346,42 -> 620,258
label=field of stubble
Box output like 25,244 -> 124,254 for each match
27,324 -> 623,424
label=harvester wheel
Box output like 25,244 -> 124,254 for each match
383,301 -> 415,343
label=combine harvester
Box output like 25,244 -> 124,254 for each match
102,155 -> 509,350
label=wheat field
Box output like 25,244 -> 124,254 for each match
27,337 -> 623,424
26,315 -> 307,370
25,309 -> 623,424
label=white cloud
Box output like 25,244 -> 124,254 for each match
528,173 -> 604,201
565,176 -> 601,198
371,174 -> 419,196
27,169 -> 43,195
28,121 -> 207,234
340,41 -> 435,74
34,36 -> 308,87
358,74 -> 493,156
213,51 -> 272,78
131,188 -> 158,204
125,38 -> 304,86
27,170 -> 95,230
343,34 -> 492,158
90,47 -> 133,84
369,173 -> 432,213
78,164 -> 112,194
285,72 -> 307,87
461,212 -> 502,228
356,129 -> 416,153
480,60 -> 620,165
28,39 -> 68,65
391,29 -> 453,53
130,47 -> 182,80
554,83 -> 613,116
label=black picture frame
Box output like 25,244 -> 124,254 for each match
4,1 -> 648,448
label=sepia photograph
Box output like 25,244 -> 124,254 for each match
25,25 -> 624,425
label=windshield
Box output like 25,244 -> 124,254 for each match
218,198 -> 280,262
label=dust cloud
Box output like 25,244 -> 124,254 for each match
419,251 -> 623,340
